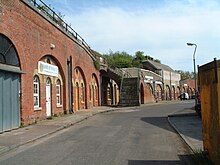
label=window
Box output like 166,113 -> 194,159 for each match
0,34 -> 20,66
46,58 -> 51,64
95,85 -> 98,101
34,76 -> 40,108
81,83 -> 85,102
107,87 -> 111,100
56,79 -> 61,105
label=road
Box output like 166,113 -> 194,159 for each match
0,101 -> 194,165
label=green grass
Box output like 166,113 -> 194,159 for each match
193,149 -> 213,165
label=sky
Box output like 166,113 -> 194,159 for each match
42,0 -> 220,71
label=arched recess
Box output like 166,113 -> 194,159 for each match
91,73 -> 99,107
182,87 -> 186,93
176,86 -> 180,100
100,70 -> 109,106
140,83 -> 144,104
165,85 -> 171,100
156,84 -> 162,101
147,83 -> 153,95
0,34 -> 22,132
171,86 -> 175,100
38,55 -> 66,112
74,66 -> 87,110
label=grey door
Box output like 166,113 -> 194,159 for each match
0,71 -> 20,133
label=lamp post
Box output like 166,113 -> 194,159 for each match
187,42 -> 197,109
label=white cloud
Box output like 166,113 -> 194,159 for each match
62,0 -> 220,71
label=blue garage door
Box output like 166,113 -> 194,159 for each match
0,71 -> 20,133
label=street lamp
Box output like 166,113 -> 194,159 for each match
187,42 -> 197,109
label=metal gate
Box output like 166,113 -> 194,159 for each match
0,71 -> 20,133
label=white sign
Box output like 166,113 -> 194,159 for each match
144,79 -> 153,83
38,61 -> 58,77
145,76 -> 153,80
155,81 -> 162,84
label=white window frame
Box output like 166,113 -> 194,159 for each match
34,76 -> 40,108
56,79 -> 61,106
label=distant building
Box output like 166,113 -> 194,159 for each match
141,60 -> 181,100
180,79 -> 196,98
122,60 -> 181,103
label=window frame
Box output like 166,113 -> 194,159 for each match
34,75 -> 40,108
56,79 -> 61,106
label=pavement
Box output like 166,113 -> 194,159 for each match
168,107 -> 203,153
0,104 -> 203,156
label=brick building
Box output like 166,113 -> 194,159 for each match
0,0 -> 119,132
141,60 -> 181,101
180,79 -> 196,98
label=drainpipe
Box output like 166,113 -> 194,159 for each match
67,56 -> 73,113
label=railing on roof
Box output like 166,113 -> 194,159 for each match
28,0 -> 94,58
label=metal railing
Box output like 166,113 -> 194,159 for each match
28,0 -> 94,58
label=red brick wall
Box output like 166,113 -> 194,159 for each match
140,81 -> 155,104
0,0 -> 100,125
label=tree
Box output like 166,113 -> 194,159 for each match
103,51 -> 133,68
132,51 -> 145,67
104,50 -> 162,68
176,70 -> 194,80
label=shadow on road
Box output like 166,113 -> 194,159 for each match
140,117 -> 175,134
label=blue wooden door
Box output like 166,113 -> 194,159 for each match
0,71 -> 20,133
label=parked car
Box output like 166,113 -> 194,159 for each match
190,94 -> 196,99
178,92 -> 189,100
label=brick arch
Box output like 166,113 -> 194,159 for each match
91,73 -> 99,106
147,83 -> 153,95
74,66 -> 87,110
176,86 -> 180,100
38,55 -> 66,114
0,33 -> 20,67
156,84 -> 162,101
165,85 -> 171,100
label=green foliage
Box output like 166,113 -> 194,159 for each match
94,60 -> 100,70
103,51 -> 133,68
193,149 -> 213,165
102,50 -> 161,68
176,70 -> 194,80
154,59 -> 161,63
132,51 -> 161,67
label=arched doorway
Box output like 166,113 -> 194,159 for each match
100,70 -> 109,106
156,84 -> 162,101
0,34 -> 21,132
74,67 -> 87,110
46,78 -> 52,117
165,85 -> 171,100
91,73 -> 99,107
176,86 -> 180,100
37,55 -> 65,117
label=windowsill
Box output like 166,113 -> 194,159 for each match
56,105 -> 63,108
34,107 -> 42,111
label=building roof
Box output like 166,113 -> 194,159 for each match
142,60 -> 174,72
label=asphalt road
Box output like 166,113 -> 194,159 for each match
0,101 -> 194,165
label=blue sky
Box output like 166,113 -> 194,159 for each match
42,0 -> 220,71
